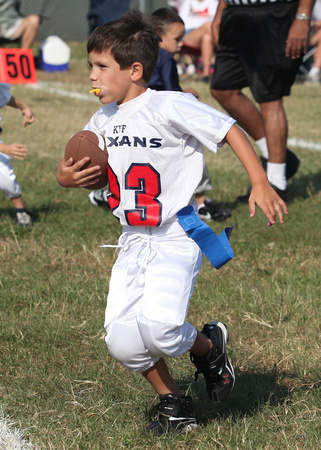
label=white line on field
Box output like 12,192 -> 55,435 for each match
27,81 -> 321,151
0,407 -> 37,449
287,137 -> 321,151
28,81 -> 98,103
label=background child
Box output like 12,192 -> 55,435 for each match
0,83 -> 34,226
148,8 -> 199,96
149,7 -> 231,222
57,10 -> 287,435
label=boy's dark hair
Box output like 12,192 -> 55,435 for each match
87,10 -> 162,83
150,7 -> 184,29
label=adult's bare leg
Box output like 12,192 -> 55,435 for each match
211,88 -> 265,141
259,99 -> 287,164
14,15 -> 40,48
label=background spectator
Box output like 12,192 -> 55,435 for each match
88,0 -> 130,35
306,0 -> 321,83
210,0 -> 315,201
169,0 -> 219,82
0,0 -> 40,48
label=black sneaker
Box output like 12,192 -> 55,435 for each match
237,183 -> 289,203
198,205 -> 212,221
190,321 -> 235,403
270,184 -> 289,202
145,394 -> 197,435
236,186 -> 252,204
204,199 -> 232,222
88,189 -> 110,210
237,149 -> 299,203
198,201 -> 231,222
260,148 -> 300,180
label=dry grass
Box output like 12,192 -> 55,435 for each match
0,43 -> 320,448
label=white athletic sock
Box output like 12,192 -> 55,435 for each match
308,66 -> 320,77
255,137 -> 269,159
267,162 -> 287,190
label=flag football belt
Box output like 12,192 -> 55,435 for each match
177,205 -> 234,269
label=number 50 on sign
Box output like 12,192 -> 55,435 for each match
0,49 -> 37,84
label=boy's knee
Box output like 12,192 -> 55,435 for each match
105,321 -> 157,372
25,15 -> 40,30
105,323 -> 135,368
202,32 -> 212,45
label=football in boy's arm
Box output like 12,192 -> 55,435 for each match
57,130 -> 108,189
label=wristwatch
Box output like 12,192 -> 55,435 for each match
296,13 -> 311,21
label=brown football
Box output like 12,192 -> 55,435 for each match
64,130 -> 108,190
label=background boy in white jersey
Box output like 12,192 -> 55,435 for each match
0,82 -> 35,226
57,10 -> 287,435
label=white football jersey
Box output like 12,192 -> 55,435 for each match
84,89 -> 235,227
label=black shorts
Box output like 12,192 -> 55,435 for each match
211,1 -> 302,103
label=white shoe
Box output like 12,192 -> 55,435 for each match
177,64 -> 184,76
186,64 -> 196,76
88,189 -> 110,209
15,210 -> 33,226
306,69 -> 320,84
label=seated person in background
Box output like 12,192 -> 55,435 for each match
0,0 -> 40,48
168,0 -> 218,82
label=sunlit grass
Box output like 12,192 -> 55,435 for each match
0,44 -> 321,449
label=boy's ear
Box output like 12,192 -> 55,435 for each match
130,62 -> 144,81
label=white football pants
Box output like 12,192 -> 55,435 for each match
0,150 -> 21,198
104,220 -> 203,373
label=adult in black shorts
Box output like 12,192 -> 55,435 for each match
210,0 -> 316,201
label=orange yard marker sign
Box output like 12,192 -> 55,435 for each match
0,49 -> 37,84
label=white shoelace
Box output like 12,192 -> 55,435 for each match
101,231 -> 158,277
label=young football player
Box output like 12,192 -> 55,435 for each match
57,10 -> 288,435
0,82 -> 34,226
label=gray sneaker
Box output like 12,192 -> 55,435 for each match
15,209 -> 33,227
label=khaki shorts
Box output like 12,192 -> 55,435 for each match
0,17 -> 23,39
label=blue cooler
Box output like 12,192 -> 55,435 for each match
39,36 -> 71,72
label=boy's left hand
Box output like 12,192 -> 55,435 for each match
21,106 -> 35,126
249,183 -> 288,227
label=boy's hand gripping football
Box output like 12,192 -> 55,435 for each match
56,156 -> 102,188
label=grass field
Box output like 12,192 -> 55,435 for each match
0,42 -> 321,449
